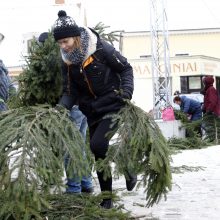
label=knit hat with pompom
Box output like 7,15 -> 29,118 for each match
53,10 -> 81,41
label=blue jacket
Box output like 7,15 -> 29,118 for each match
180,95 -> 202,121
0,65 -> 9,103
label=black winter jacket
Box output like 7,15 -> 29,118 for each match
59,38 -> 134,124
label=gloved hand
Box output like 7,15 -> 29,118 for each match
114,89 -> 131,103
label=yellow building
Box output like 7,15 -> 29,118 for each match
120,28 -> 220,111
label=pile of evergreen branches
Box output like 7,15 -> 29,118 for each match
0,105 -> 91,219
171,110 -> 220,148
169,110 -> 209,150
0,192 -> 131,220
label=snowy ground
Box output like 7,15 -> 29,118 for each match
93,145 -> 220,220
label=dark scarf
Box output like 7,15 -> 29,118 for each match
61,27 -> 89,65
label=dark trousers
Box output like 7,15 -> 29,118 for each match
89,118 -> 117,192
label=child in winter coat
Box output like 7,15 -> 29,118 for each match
52,10 -> 137,209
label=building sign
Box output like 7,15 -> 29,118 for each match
173,62 -> 197,73
131,60 -> 199,78
133,63 -> 151,77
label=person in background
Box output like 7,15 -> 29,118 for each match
38,32 -> 93,194
65,105 -> 93,194
173,95 -> 202,136
201,76 -> 220,142
0,59 -> 16,111
52,10 -> 137,209
173,95 -> 202,121
202,76 -> 220,117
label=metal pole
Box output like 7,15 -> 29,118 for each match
149,0 -> 172,119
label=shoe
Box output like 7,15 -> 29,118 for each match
81,187 -> 94,194
100,199 -> 113,209
125,173 -> 137,191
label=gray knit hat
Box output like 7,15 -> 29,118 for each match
53,10 -> 81,41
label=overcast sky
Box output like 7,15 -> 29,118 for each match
86,0 -> 220,31
1,0 -> 220,66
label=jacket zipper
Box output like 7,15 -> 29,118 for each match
81,63 -> 97,99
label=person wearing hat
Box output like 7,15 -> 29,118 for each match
52,10 -> 137,209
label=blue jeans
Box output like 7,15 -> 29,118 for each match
0,102 -> 7,111
65,106 -> 92,193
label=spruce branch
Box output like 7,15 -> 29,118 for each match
97,101 -> 172,207
0,105 -> 91,219
93,22 -> 122,45
7,32 -> 62,109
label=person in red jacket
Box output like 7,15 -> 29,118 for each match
202,76 -> 220,142
202,76 -> 220,117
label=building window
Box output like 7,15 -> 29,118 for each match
180,76 -> 188,94
188,76 -> 201,90
180,76 -> 204,94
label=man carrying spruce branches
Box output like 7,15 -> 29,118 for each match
52,10 -> 137,209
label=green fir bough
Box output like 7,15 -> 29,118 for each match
99,101 -> 172,207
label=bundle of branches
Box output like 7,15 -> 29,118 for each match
0,192 -> 130,220
173,109 -> 189,123
202,113 -> 220,145
170,110 -> 209,150
0,105 -> 91,219
168,136 -> 209,151
41,193 -> 131,220
8,32 -> 62,109
96,101 -> 172,207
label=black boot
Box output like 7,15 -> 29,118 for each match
125,173 -> 137,191
100,199 -> 113,209
81,187 -> 94,194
